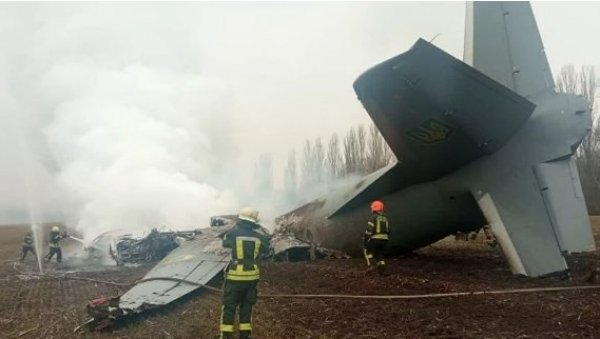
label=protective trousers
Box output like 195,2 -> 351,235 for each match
21,246 -> 35,261
365,239 -> 387,275
46,247 -> 62,262
220,280 -> 257,339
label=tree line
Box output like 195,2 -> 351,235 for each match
252,123 -> 395,209
557,65 -> 599,214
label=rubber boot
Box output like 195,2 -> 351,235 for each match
239,330 -> 252,339
377,262 -> 387,276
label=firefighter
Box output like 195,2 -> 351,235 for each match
220,207 -> 271,339
20,231 -> 35,262
363,200 -> 390,275
45,226 -> 65,263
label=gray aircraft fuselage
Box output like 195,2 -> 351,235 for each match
278,90 -> 589,254
276,2 -> 594,277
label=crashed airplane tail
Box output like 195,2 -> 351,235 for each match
278,1 -> 594,277
345,38 -> 536,217
464,1 -> 555,99
461,1 -> 594,276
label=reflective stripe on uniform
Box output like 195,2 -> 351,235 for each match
226,274 -> 260,281
230,236 -> 262,281
220,324 -> 234,332
236,239 -> 244,260
220,305 -> 233,332
239,323 -> 252,331
227,265 -> 260,280
371,234 -> 389,240
375,216 -> 386,234
253,240 -> 260,259
235,237 -> 261,259
229,264 -> 260,276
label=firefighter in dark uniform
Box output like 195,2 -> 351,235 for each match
220,207 -> 271,339
363,200 -> 390,275
20,231 -> 35,262
45,226 -> 64,263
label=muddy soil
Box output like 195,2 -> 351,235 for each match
1,220 -> 600,338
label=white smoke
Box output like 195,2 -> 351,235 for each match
0,5 -> 239,240
43,65 -> 238,239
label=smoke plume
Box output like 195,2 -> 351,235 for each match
0,4 -> 239,240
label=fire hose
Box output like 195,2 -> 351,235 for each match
12,264 -> 600,300
134,276 -> 600,300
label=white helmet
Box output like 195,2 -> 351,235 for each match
51,226 -> 60,232
238,207 -> 259,223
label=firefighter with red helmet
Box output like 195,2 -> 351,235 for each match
363,200 -> 390,275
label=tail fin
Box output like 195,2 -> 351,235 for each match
464,2 -> 555,99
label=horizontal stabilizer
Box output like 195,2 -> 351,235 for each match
473,170 -> 567,277
354,39 -> 535,184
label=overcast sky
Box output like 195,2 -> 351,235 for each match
0,1 -> 598,231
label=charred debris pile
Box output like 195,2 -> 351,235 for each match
97,215 -> 348,266
83,215 -> 348,331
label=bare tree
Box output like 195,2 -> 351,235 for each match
312,138 -> 325,185
300,139 -> 313,191
366,123 -> 391,172
557,65 -> 599,214
343,127 -> 359,176
253,153 -> 273,196
326,133 -> 342,180
383,141 -> 394,166
556,64 -> 579,94
283,149 -> 297,203
356,125 -> 367,174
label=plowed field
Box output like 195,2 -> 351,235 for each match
1,220 -> 600,338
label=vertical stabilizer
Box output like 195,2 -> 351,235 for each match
464,2 -> 555,99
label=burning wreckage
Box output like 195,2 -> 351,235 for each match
110,229 -> 195,265
84,216 -> 346,330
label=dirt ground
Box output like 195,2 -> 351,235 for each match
2,221 -> 600,338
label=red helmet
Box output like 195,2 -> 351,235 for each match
370,200 -> 384,213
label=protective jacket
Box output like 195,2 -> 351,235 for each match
22,234 -> 34,247
49,232 -> 63,248
364,212 -> 390,246
222,220 -> 271,281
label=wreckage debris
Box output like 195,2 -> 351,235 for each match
210,215 -> 237,227
84,217 -> 349,330
271,233 -> 351,261
112,229 -> 195,265
86,296 -> 122,331
85,225 -> 232,330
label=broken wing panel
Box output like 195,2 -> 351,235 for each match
119,236 -> 230,312
474,170 -> 567,277
353,39 -> 535,184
